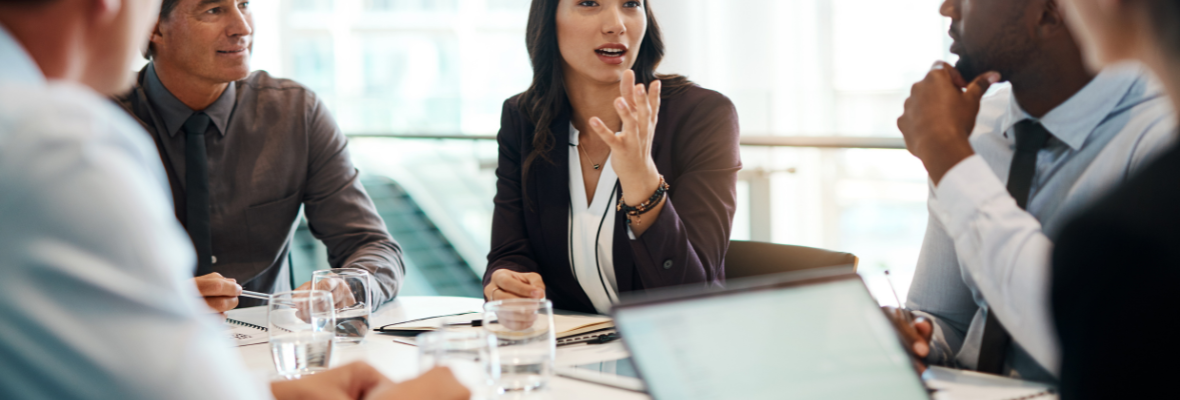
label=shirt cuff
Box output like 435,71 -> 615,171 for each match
931,155 -> 1010,239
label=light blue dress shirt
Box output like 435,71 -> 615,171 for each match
907,62 -> 1176,382
0,26 -> 270,399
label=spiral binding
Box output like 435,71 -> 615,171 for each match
226,318 -> 268,332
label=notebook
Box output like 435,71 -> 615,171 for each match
924,366 -> 1057,400
375,311 -> 614,345
225,318 -> 268,347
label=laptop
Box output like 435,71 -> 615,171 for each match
608,267 -> 931,400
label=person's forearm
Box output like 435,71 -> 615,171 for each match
934,157 -> 1061,375
336,241 -> 405,306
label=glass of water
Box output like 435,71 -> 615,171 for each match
312,268 -> 372,344
268,290 -> 335,378
483,299 -> 556,392
418,329 -> 501,399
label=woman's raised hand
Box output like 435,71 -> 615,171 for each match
588,70 -> 663,207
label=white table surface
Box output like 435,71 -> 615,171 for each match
229,296 -> 649,400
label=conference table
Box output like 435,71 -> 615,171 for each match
230,296 -> 647,400
231,296 -> 1056,400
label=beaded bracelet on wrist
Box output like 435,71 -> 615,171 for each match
618,175 -> 670,224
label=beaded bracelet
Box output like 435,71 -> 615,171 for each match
617,175 -> 670,225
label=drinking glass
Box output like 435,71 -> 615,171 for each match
483,299 -> 556,392
268,290 -> 335,378
312,268 -> 372,344
418,329 -> 501,399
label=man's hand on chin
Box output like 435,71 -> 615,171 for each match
898,61 -> 1001,185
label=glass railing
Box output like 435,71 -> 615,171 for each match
291,135 -> 927,305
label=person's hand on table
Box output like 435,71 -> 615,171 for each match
484,269 -> 545,301
484,269 -> 545,330
897,61 -> 1000,185
297,277 -> 358,309
193,272 -> 242,314
269,362 -> 469,400
364,366 -> 471,400
882,306 -> 934,373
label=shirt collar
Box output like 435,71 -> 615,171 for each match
0,24 -> 46,86
143,62 -> 236,137
999,62 -> 1143,150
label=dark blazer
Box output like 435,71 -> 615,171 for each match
485,85 -> 741,313
1051,143 -> 1180,399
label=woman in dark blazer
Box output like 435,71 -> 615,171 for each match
483,0 -> 741,314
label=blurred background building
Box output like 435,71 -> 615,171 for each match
242,0 -> 962,305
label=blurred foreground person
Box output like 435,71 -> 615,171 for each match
892,0 -> 1174,382
1051,0 -> 1180,398
0,0 -> 465,399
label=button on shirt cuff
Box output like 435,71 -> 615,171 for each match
930,155 -> 1010,238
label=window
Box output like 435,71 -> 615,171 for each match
255,0 -> 955,303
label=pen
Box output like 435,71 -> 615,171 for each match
883,270 -> 903,308
883,270 -> 914,325
239,290 -> 270,301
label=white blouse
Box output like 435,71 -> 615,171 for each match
568,123 -> 621,314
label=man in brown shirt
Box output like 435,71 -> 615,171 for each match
115,0 -> 404,311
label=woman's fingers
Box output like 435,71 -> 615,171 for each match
649,79 -> 662,122
632,83 -> 650,127
588,117 -> 620,146
614,97 -> 638,129
521,272 -> 547,294
619,69 -> 636,106
493,271 -> 544,298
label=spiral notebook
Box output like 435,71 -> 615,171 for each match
225,318 -> 268,347
375,311 -> 614,346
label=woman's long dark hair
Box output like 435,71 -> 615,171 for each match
518,0 -> 693,192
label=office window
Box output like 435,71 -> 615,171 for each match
255,0 -> 954,303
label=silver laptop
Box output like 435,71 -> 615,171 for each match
609,268 -> 930,400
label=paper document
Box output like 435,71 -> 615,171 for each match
376,310 -> 613,340
924,366 -> 1056,400
225,318 -> 268,347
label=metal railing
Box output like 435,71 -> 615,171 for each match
346,133 -> 907,150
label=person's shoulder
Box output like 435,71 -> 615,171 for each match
242,70 -> 312,91
0,81 -> 164,207
239,70 -> 321,105
0,82 -> 143,147
663,83 -> 735,114
498,93 -> 533,132
502,93 -> 526,116
1074,145 -> 1180,224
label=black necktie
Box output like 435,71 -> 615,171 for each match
184,112 -> 214,276
977,119 -> 1051,374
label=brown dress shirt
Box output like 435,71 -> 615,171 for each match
115,63 -> 404,307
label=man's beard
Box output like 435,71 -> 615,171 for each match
954,53 -> 985,84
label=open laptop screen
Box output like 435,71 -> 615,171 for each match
612,275 -> 929,400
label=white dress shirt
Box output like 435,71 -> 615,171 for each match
0,26 -> 270,400
568,123 -> 621,314
907,62 -> 1176,382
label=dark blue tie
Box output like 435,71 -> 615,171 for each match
184,112 -> 213,276
977,119 -> 1051,374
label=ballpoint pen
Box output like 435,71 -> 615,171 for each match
239,290 -> 270,301
883,270 -> 904,308
884,270 -> 915,325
